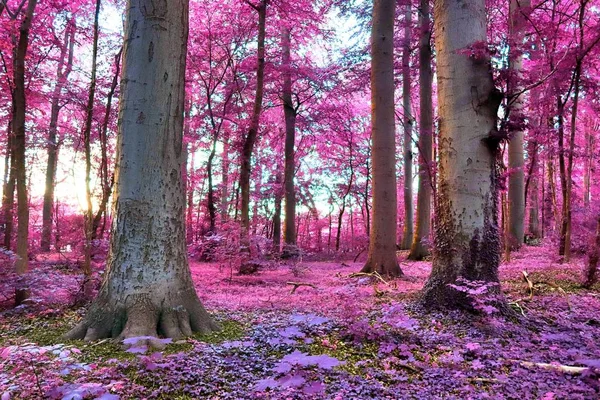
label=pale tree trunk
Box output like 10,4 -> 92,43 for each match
400,3 -> 413,250
506,0 -> 529,251
65,0 -> 218,341
239,0 -> 267,245
2,117 -> 15,250
282,26 -> 297,251
408,0 -> 433,260
41,19 -> 75,252
583,124 -> 592,209
421,0 -> 504,308
361,0 -> 401,277
13,0 -> 38,305
81,0 -> 101,288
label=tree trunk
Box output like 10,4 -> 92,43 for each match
361,0 -> 401,277
221,130 -> 230,224
421,0 -> 504,309
282,26 -> 297,249
239,0 -> 267,245
80,0 -> 101,289
272,167 -> 282,252
13,0 -> 38,305
207,138 -> 217,232
65,0 -> 218,340
583,215 -> 600,288
92,47 -> 122,241
506,0 -> 529,251
527,139 -> 541,239
400,3 -> 413,250
2,119 -> 15,250
408,0 -> 433,261
41,18 -> 75,252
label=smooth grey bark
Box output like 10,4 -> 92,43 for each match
41,19 -> 75,252
400,2 -> 413,251
361,0 -> 401,277
421,0 -> 505,309
65,0 -> 218,340
408,0 -> 433,260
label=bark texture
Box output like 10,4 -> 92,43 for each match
65,0 -> 217,340
421,0 -> 504,308
361,0 -> 401,278
400,3 -> 413,251
408,0 -> 433,261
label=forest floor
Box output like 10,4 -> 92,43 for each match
1,245 -> 600,399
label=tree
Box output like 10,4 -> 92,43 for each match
360,0 -> 401,278
408,0 -> 433,260
13,0 -> 38,304
239,0 -> 268,245
399,1 -> 413,251
66,0 -> 218,340
421,0 -> 504,308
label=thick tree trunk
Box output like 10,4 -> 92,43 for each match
584,215 -> 600,288
239,0 -> 267,245
400,3 -> 413,251
282,27 -> 297,249
13,0 -> 38,304
361,0 -> 401,277
66,0 -> 217,340
41,19 -> 75,252
408,0 -> 433,261
421,0 -> 504,309
506,0 -> 529,251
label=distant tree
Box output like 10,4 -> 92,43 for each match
66,0 -> 218,340
360,0 -> 401,278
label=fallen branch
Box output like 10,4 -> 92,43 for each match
522,270 -> 534,298
348,271 -> 389,286
511,360 -> 589,375
286,281 -> 317,294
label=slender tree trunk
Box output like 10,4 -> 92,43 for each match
92,47 -> 122,241
41,19 -> 75,252
506,0 -> 530,251
207,137 -> 217,232
2,119 -> 15,250
408,0 -> 433,260
272,167 -> 282,252
400,2 -> 413,250
282,26 -> 297,249
363,159 -> 371,237
81,0 -> 101,289
65,0 -> 218,341
361,0 -> 401,277
527,139 -> 541,239
421,0 -> 504,309
221,130 -> 230,224
583,124 -> 592,209
239,0 -> 267,245
13,0 -> 38,305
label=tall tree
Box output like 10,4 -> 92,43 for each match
421,0 -> 504,307
13,0 -> 38,304
400,1 -> 413,251
506,0 -> 529,250
41,17 -> 75,252
66,0 -> 218,340
408,0 -> 433,260
239,0 -> 268,245
360,0 -> 401,277
282,26 -> 297,252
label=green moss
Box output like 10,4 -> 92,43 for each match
307,334 -> 379,376
193,319 -> 246,344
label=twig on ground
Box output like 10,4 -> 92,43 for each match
511,360 -> 589,375
286,281 -> 317,294
348,271 -> 389,286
